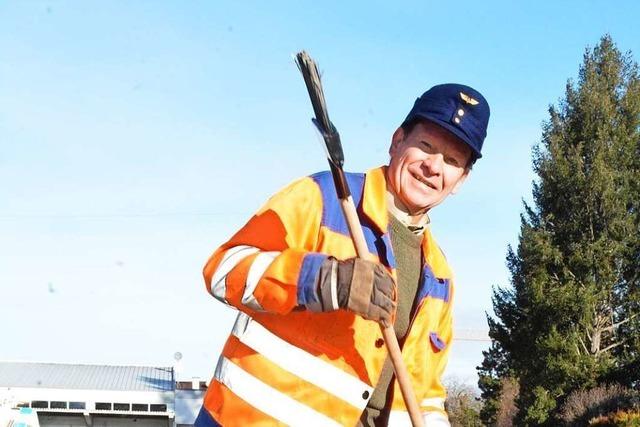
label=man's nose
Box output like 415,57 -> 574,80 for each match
423,153 -> 444,175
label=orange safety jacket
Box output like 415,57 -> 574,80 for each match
196,166 -> 454,427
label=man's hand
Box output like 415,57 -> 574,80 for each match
310,257 -> 397,327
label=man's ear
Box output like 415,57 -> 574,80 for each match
389,127 -> 405,156
451,169 -> 470,195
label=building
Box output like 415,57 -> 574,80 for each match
0,362 -> 205,427
1,407 -> 40,427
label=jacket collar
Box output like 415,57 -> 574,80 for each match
361,166 -> 389,234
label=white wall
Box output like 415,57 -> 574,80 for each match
38,414 -> 170,427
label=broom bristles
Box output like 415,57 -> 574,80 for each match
294,51 -> 333,134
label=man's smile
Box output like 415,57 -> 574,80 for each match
410,169 -> 437,190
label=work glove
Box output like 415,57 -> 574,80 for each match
308,257 -> 397,327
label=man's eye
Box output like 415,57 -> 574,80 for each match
445,156 -> 460,166
421,141 -> 434,152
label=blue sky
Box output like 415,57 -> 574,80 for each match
2,1 -> 639,385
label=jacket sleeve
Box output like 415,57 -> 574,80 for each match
203,176 -> 326,315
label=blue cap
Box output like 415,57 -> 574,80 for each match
402,83 -> 490,160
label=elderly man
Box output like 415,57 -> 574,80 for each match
195,83 -> 490,427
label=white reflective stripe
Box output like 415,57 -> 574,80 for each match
209,245 -> 259,302
421,397 -> 445,410
214,356 -> 341,427
388,410 -> 450,427
231,311 -> 250,336
329,259 -> 339,310
242,251 -> 279,311
231,312 -> 373,410
387,410 -> 411,426
423,411 -> 451,427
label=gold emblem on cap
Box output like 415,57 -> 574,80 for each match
460,92 -> 479,106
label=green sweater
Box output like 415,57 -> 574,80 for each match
357,213 -> 423,426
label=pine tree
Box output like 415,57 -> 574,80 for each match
478,35 -> 640,426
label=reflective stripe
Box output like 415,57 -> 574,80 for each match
231,312 -> 373,410
329,259 -> 339,310
388,411 -> 410,426
388,410 -> 450,427
214,356 -> 341,427
423,411 -> 450,426
243,251 -> 279,311
210,246 -> 259,303
421,397 -> 445,410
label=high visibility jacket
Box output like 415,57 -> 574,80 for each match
196,166 -> 454,427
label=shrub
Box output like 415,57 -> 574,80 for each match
560,384 -> 640,426
589,410 -> 640,426
444,377 -> 483,427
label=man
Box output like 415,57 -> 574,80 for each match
195,83 -> 490,427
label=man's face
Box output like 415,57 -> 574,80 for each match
386,121 -> 472,215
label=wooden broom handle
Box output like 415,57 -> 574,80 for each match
340,196 -> 424,427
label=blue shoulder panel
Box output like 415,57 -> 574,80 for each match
310,170 -> 364,236
310,171 -> 395,269
417,263 -> 451,302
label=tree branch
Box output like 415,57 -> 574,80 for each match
584,324 -> 593,343
577,334 -> 589,354
598,340 -> 624,355
601,313 -> 638,333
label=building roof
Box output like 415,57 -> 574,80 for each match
0,362 -> 174,392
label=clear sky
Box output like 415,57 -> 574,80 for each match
2,1 -> 639,386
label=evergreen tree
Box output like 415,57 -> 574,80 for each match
478,35 -> 640,426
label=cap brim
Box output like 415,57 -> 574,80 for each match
410,114 -> 483,160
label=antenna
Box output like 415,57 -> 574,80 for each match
173,352 -> 183,380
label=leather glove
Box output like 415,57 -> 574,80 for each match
308,257 -> 397,327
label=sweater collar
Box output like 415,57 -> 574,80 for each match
386,190 -> 430,235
